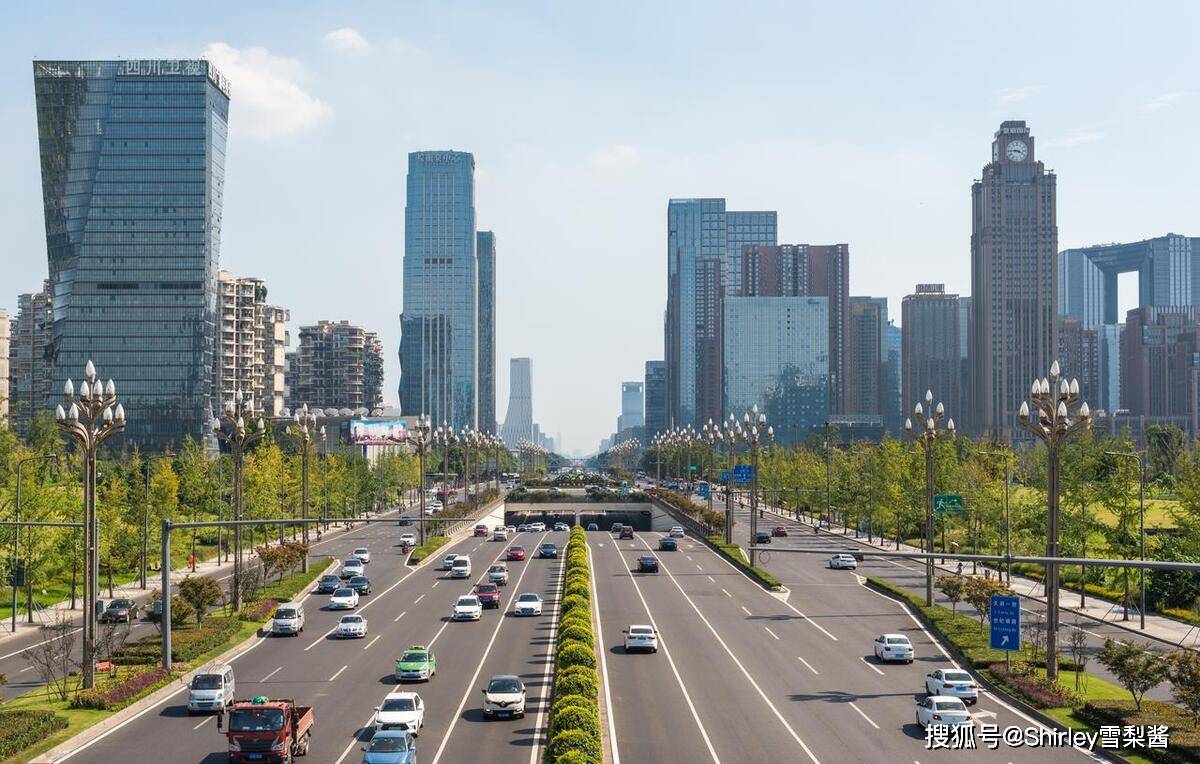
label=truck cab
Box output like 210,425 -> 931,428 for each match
220,696 -> 313,763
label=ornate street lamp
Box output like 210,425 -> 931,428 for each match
1019,361 -> 1090,682
733,405 -> 773,567
905,390 -> 955,607
409,416 -> 433,544
286,404 -> 322,573
212,389 -> 265,610
55,361 -> 125,690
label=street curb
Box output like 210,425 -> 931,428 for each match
652,499 -> 783,591
863,577 -> 1131,764
32,558 -> 340,764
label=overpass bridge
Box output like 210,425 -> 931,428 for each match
504,501 -> 674,532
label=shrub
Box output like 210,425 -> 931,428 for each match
69,666 -> 171,710
239,598 -> 278,622
551,705 -> 600,740
548,729 -> 601,763
554,668 -> 598,700
0,710 -> 69,759
557,642 -> 597,670
554,749 -> 593,764
986,663 -> 1079,709
559,615 -> 592,636
564,581 -> 590,600
558,624 -> 594,649
552,693 -> 597,717
560,594 -> 590,617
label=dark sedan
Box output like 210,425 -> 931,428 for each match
754,531 -> 771,544
538,543 -> 558,559
637,556 -> 659,573
316,574 -> 342,594
658,537 -> 677,551
346,575 -> 372,595
619,527 -> 634,540
101,598 -> 138,623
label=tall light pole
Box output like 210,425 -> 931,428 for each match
734,405 -> 773,567
287,404 -> 321,573
13,453 -> 58,631
212,389 -> 265,611
1105,449 -> 1146,630
1018,361 -> 1091,683
904,389 -> 955,607
724,416 -> 738,544
409,416 -> 433,544
701,421 -> 719,516
55,360 -> 125,691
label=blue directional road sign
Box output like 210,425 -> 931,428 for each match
720,471 -> 729,482
989,594 -> 1021,651
733,465 -> 754,484
698,483 -> 710,498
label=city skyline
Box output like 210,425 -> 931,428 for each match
3,3 -> 1198,450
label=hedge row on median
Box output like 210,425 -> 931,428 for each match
655,490 -> 726,532
705,535 -> 782,590
0,710 -> 69,759
408,534 -> 451,564
547,526 -> 602,764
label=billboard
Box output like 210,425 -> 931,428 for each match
350,419 -> 407,445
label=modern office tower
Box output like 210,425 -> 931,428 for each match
477,231 -> 497,433
970,121 -> 1058,438
1059,234 -> 1200,327
0,310 -> 8,425
1097,324 -> 1121,415
885,322 -> 903,432
1121,306 -> 1200,434
958,296 -> 973,432
739,243 -> 850,414
8,283 -> 54,434
644,360 -> 667,438
33,59 -> 231,449
723,295 -> 829,444
848,296 -> 893,425
1057,318 -> 1102,409
400,151 -> 478,430
216,272 -> 290,416
500,357 -> 533,447
902,284 -> 962,427
287,321 -> 383,411
665,199 -> 776,429
725,211 -> 777,297
618,381 -> 644,432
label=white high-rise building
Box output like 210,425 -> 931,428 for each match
500,357 -> 533,447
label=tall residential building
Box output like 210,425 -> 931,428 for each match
740,244 -> 850,414
500,357 -> 533,447
665,199 -> 776,429
287,321 -> 383,411
216,272 -> 289,416
263,305 -> 290,416
400,151 -> 478,429
902,284 -> 962,427
723,296 -> 829,444
617,381 -> 644,433
848,297 -> 892,423
1057,319 -> 1102,411
958,296 -> 973,432
477,231 -> 497,433
1059,234 -> 1200,327
644,360 -> 667,439
0,310 -> 8,425
970,121 -> 1058,438
725,211 -> 778,297
1121,306 -> 1200,434
33,59 -> 231,449
8,283 -> 54,434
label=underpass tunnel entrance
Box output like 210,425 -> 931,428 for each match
504,506 -> 653,532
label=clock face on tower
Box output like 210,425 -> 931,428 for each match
1006,140 -> 1029,162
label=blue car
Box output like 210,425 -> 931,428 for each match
658,537 -> 678,551
316,574 -> 342,594
362,729 -> 416,764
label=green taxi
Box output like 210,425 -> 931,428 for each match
394,645 -> 437,682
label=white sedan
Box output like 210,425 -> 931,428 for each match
353,547 -> 371,564
441,554 -> 459,571
329,588 -> 360,610
399,533 -> 417,546
623,624 -> 658,653
669,526 -> 685,538
915,696 -> 973,728
373,691 -> 424,732
925,669 -> 979,704
425,501 -> 443,514
453,595 -> 482,621
336,614 -> 368,638
829,554 -> 858,570
513,593 -> 542,616
874,633 -> 914,663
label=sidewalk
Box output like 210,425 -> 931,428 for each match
725,491 -> 1200,650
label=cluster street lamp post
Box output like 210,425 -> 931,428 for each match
286,404 -> 322,573
409,416 -> 433,545
904,390 -> 955,608
1104,449 -> 1146,629
701,421 -> 721,517
723,417 -> 738,544
1018,360 -> 1091,683
434,424 -> 457,510
54,360 -> 126,691
212,389 -> 265,611
12,453 -> 58,631
734,405 -> 773,567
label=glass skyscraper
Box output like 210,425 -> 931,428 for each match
32,59 -> 231,449
399,151 -> 478,429
476,231 -> 496,433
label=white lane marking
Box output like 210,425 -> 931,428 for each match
587,540 -> 622,764
797,656 -> 819,675
192,716 -> 213,730
19,665 -> 34,672
260,666 -> 283,682
848,701 -> 880,729
706,575 -> 715,583
415,594 -> 425,604
364,635 -> 382,650
528,547 -> 569,764
740,605 -> 752,616
394,610 -> 407,623
638,538 -> 821,764
431,581 -> 439,588
860,656 -> 885,676
722,588 -> 732,598
329,664 -> 348,682
764,626 -> 780,640
686,555 -> 693,560
696,564 -> 703,571
0,626 -> 82,660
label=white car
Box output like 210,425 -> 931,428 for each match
329,587 -> 360,610
623,624 -> 658,653
441,554 -> 459,571
529,522 -> 546,532
399,533 -> 417,547
925,669 -> 979,704
493,527 -> 509,541
669,526 -> 685,538
340,559 -> 365,579
425,500 -> 443,514
353,547 -> 371,564
506,525 -> 516,535
553,522 -> 568,531
488,564 -> 509,586
482,675 -> 526,719
450,557 -> 472,578
373,691 -> 425,732
829,554 -> 858,570
336,614 -> 368,638
874,633 -> 914,663
915,696 -> 973,728
453,595 -> 483,621
513,593 -> 542,616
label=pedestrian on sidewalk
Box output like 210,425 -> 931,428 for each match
956,561 -> 964,577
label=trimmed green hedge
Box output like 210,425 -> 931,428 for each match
558,624 -> 595,649
705,536 -> 782,589
0,710 -> 69,759
409,534 -> 451,564
554,667 -> 599,700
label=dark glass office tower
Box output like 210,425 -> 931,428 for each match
33,60 -> 231,449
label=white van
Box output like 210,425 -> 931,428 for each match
271,602 -> 305,636
187,664 -> 235,713
451,557 -> 472,579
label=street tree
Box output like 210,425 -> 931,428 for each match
1096,638 -> 1168,712
178,575 -> 223,625
1165,649 -> 1200,728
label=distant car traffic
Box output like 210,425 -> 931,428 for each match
492,527 -> 508,541
529,522 -> 546,532
353,547 -> 372,564
829,554 -> 858,570
637,556 -> 659,573
398,533 -> 417,547
440,554 -> 459,571
100,598 -> 138,623
669,526 -> 685,538
553,522 -> 568,531
610,523 -> 623,533
874,633 -> 914,663
754,531 -> 771,544
337,614 -> 368,638
346,576 -> 373,595
341,559 -> 365,579
488,564 -> 509,586
623,624 -> 658,653
513,593 -> 542,616
586,523 -> 599,531
360,729 -> 416,764
474,524 -> 489,537
772,526 -> 788,537
619,527 -> 634,539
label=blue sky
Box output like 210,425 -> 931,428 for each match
3,1 -> 1198,453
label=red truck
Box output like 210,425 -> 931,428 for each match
218,696 -> 313,763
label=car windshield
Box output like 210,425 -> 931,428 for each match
541,544 -> 555,550
400,651 -> 427,662
229,708 -> 284,732
354,548 -> 368,554
350,577 -> 368,584
369,735 -> 411,752
490,565 -> 504,572
334,588 -> 354,597
935,700 -> 966,711
274,608 -> 296,619
944,671 -> 972,682
381,697 -> 416,712
887,637 -> 910,645
630,627 -> 653,635
488,678 -> 522,694
453,560 -> 469,567
510,547 -> 523,552
457,597 -> 478,606
343,560 -> 360,567
109,600 -> 134,609
477,585 -> 497,593
341,616 -> 362,624
191,674 -> 222,689
517,594 -> 539,602
322,575 -> 339,582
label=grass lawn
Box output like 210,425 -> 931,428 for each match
409,535 -> 451,564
